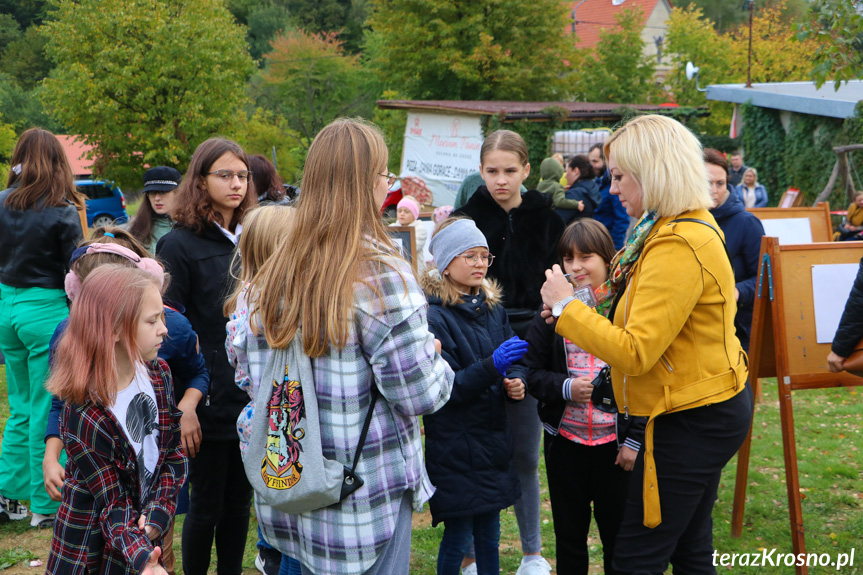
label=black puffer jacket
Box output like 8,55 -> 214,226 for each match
422,277 -> 525,525
0,186 -> 83,289
156,224 -> 247,441
455,187 -> 565,321
832,256 -> 863,357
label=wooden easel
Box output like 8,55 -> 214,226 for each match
731,237 -> 863,575
747,203 -> 833,243
778,188 -> 804,208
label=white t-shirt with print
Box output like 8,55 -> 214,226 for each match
109,363 -> 160,503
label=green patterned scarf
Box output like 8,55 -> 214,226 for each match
594,211 -> 659,317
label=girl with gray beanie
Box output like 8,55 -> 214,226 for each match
420,217 -> 530,575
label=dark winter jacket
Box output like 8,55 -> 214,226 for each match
156,224 -> 246,441
0,185 -> 83,289
832,256 -> 863,357
523,310 -> 645,452
556,179 -> 600,223
422,278 -> 525,525
593,170 -> 629,250
455,187 -> 565,320
710,190 -> 765,353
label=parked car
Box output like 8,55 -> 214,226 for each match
76,179 -> 128,228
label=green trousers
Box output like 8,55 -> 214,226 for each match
0,284 -> 68,515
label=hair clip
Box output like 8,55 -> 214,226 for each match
11,164 -> 22,175
104,232 -> 115,238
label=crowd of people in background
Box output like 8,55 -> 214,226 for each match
0,116 -> 855,575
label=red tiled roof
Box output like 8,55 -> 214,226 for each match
566,0 -> 668,50
56,135 -> 94,177
376,100 -> 701,121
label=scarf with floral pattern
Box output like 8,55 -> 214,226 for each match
594,211 -> 659,317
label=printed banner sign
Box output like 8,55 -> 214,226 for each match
400,112 -> 484,207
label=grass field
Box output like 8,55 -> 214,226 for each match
0,364 -> 859,574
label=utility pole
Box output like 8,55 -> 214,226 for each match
746,0 -> 755,88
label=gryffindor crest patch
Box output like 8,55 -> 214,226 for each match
262,365 -> 306,490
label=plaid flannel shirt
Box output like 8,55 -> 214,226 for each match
46,359 -> 188,575
227,253 -> 453,575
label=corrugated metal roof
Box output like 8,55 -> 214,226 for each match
705,80 -> 863,119
376,99 -> 701,121
56,135 -> 94,177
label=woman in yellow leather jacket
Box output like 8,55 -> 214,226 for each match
540,114 -> 752,574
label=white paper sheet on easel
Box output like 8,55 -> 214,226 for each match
761,218 -> 813,244
812,263 -> 858,343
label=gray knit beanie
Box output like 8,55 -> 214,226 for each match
428,219 -> 489,273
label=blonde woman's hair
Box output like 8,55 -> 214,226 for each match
223,205 -> 296,317
603,115 -> 711,217
249,118 -> 399,356
420,216 -> 501,307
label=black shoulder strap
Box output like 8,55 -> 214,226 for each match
348,385 -> 378,476
669,217 -> 732,264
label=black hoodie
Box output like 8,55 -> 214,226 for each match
455,187 -> 565,321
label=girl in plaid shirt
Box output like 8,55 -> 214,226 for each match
45,265 -> 188,575
244,118 -> 454,575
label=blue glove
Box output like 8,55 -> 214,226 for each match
492,336 -> 530,376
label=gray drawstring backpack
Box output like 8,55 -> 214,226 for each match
242,331 -> 376,513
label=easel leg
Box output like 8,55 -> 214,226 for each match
731,416 -> 754,538
777,375 -> 807,575
755,377 -> 763,403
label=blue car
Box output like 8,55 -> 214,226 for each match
76,179 -> 128,228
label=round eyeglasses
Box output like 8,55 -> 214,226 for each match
462,253 -> 494,267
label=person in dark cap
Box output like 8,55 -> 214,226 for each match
128,166 -> 182,253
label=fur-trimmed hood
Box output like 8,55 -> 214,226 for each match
420,269 -> 503,309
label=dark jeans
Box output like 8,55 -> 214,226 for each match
437,510 -> 501,575
612,390 -> 752,575
181,439 -> 253,575
544,433 -> 629,575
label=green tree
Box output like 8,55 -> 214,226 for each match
366,0 -> 576,100
0,26 -> 52,90
0,74 -> 62,132
262,28 -> 374,146
684,0 -> 808,34
796,0 -> 863,89
41,0 -> 254,188
229,107 -> 305,185
725,0 -> 818,84
0,111 -> 15,184
0,0 -> 48,28
665,5 -> 733,133
573,7 -> 660,104
286,0 -> 367,53
0,14 -> 22,55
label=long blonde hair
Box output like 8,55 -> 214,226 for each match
249,118 -> 397,356
223,205 -> 296,318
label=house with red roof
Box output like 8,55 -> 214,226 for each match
565,0 -> 673,74
56,135 -> 94,178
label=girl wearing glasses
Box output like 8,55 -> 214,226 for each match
421,217 -> 529,575
455,130 -> 563,575
156,138 -> 257,575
